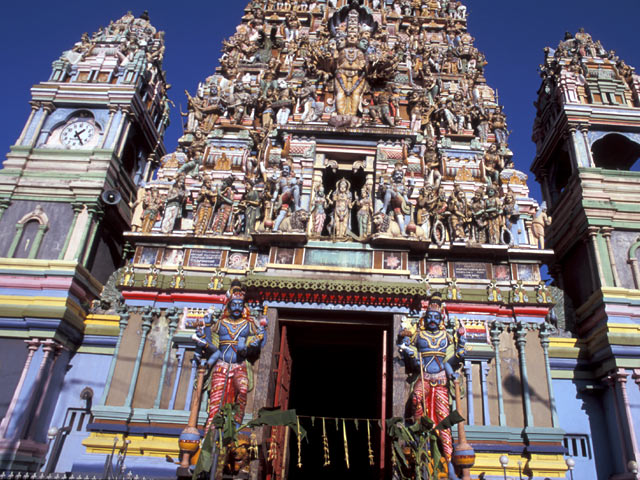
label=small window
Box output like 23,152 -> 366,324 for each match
592,134 -> 640,171
563,434 -> 592,460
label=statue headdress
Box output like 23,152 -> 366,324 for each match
227,279 -> 246,302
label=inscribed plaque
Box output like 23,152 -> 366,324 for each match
187,249 -> 223,268
453,262 -> 488,280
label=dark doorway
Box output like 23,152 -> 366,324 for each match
285,321 -> 386,480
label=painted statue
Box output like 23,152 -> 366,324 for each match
140,188 -> 162,234
193,176 -> 216,235
397,293 -> 466,475
161,174 -> 187,234
328,177 -> 354,240
194,281 -> 268,430
211,176 -> 236,235
310,184 -> 328,237
532,202 -> 552,249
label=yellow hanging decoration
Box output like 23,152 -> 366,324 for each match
367,419 -> 375,466
249,431 -> 259,459
267,429 -> 278,463
342,418 -> 350,469
296,416 -> 303,468
322,417 -> 330,467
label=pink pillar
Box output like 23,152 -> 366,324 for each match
0,339 -> 41,438
17,339 -> 56,440
604,373 -> 630,468
616,369 -> 640,463
26,342 -> 64,440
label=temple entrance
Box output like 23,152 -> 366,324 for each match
280,316 -> 391,480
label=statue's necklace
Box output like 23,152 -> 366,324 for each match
419,329 -> 447,349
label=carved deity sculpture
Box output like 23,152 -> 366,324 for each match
483,143 -> 504,187
447,184 -> 469,242
334,27 -> 368,116
194,281 -> 267,430
273,161 -> 301,232
328,177 -> 354,240
161,174 -> 187,234
310,185 -> 328,237
484,186 -> 502,245
242,180 -> 262,235
397,294 -> 466,470
141,188 -> 162,234
211,176 -> 236,235
194,176 -> 216,235
356,184 -> 374,239
532,202 -> 552,249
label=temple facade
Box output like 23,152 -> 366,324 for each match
0,1 -> 637,480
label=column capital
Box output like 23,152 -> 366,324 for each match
489,321 -> 504,344
632,369 -> 640,385
41,102 -> 56,114
587,226 -> 601,237
29,100 -> 42,111
601,226 -> 614,237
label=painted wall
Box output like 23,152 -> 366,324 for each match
0,338 -> 29,420
0,201 -> 73,259
44,352 -> 111,473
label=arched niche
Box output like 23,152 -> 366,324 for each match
7,206 -> 50,259
591,133 -> 640,171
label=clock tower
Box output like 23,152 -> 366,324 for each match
0,11 -> 169,471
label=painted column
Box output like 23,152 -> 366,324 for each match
0,340 -> 40,437
154,310 -> 180,409
58,203 -> 84,260
16,101 -> 41,145
480,361 -> 491,426
580,127 -> 595,167
28,224 -> 48,259
629,257 -> 640,290
100,106 -> 119,149
615,369 -> 640,465
539,322 -> 559,428
169,347 -> 186,410
184,353 -> 197,412
81,205 -> 104,266
17,340 -> 57,439
463,361 -> 474,425
604,373 -> 630,469
0,199 -> 10,223
566,127 -> 580,172
602,227 -> 621,287
588,227 -> 606,287
514,323 -> 534,427
28,102 -> 54,148
124,308 -> 154,408
583,236 -> 600,292
99,310 -> 130,406
6,224 -> 25,258
26,343 -> 63,440
490,322 -> 507,426
117,110 -> 135,158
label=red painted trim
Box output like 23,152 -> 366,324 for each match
122,291 -> 227,303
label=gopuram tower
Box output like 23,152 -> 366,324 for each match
0,1 -> 570,480
0,11 -> 169,473
532,30 -> 640,479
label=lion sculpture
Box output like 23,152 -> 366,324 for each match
372,212 -> 427,241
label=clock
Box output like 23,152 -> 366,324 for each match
60,121 -> 96,148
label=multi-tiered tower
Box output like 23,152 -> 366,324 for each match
532,30 -> 640,479
1,2 -> 571,479
84,1 -> 566,479
0,11 -> 169,472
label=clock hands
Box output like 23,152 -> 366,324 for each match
74,128 -> 86,145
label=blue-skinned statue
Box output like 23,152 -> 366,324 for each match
397,293 -> 466,477
193,280 -> 267,430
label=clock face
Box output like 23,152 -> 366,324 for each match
60,121 -> 96,148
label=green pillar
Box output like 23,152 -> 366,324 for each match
82,205 -> 104,267
7,224 -> 25,258
99,309 -> 130,406
153,309 -> 180,409
27,224 -> 48,259
539,322 -> 560,428
59,203 -> 84,260
514,322 -> 534,427
490,321 -> 507,426
124,308 -> 154,408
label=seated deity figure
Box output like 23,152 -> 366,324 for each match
397,294 -> 466,477
194,281 -> 268,430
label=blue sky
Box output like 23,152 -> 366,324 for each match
1,0 -> 638,203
